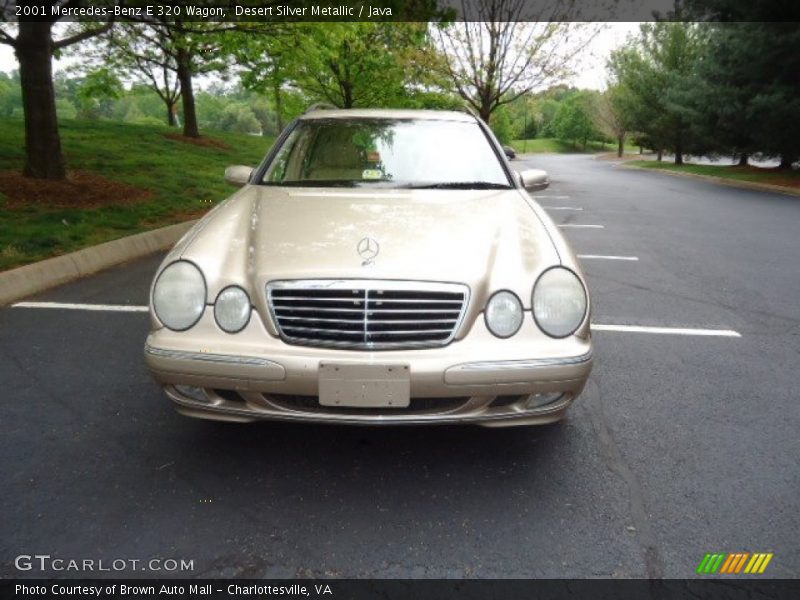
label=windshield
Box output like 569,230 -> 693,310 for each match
260,118 -> 511,189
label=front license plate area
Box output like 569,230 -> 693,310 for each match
318,363 -> 410,408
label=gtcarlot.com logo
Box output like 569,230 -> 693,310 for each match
697,552 -> 773,575
14,554 -> 194,572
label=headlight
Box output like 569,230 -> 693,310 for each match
152,261 -> 206,331
214,286 -> 251,333
532,267 -> 587,338
485,290 -> 523,338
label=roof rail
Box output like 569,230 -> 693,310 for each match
304,102 -> 338,114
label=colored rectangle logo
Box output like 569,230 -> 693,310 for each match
698,552 -> 773,575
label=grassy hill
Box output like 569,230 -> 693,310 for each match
627,160 -> 800,189
0,118 -> 273,271
510,138 -> 615,154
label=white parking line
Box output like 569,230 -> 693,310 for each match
591,324 -> 741,337
544,206 -> 583,211
559,224 -> 604,229
533,195 -> 571,199
578,255 -> 639,261
12,302 -> 148,312
8,302 -> 742,337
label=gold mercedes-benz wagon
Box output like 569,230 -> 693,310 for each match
144,108 -> 593,426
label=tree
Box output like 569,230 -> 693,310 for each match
593,86 -> 630,157
0,2 -> 112,179
122,20 -> 229,137
75,18 -> 238,137
685,19 -> 800,168
553,91 -> 597,150
73,67 -> 123,120
79,23 -> 182,126
608,23 -> 704,164
435,0 -> 597,124
264,23 -> 429,109
232,30 -> 296,131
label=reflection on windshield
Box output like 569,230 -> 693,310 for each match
261,118 -> 511,189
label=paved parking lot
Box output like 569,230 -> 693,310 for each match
2,154 -> 798,578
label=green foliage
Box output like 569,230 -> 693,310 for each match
509,138 -> 613,154
0,119 -> 273,271
0,71 -> 22,118
628,160 -> 800,187
218,104 -> 261,135
234,23 -> 443,112
74,68 -> 124,120
609,18 -> 800,167
688,21 -> 800,165
489,107 -> 514,144
553,92 -> 598,149
608,23 -> 704,162
55,98 -> 77,120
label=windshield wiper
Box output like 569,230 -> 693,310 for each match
402,181 -> 512,190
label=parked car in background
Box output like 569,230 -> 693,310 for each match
503,144 -> 516,160
145,108 -> 592,426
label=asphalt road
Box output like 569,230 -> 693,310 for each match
1,154 -> 798,579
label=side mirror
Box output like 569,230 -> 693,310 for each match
224,165 -> 253,187
519,168 -> 550,192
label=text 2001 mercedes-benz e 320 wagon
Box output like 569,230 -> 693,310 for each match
144,108 -> 593,426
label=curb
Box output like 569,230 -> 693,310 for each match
0,220 -> 197,306
621,163 -> 800,197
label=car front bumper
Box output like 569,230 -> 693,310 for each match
144,311 -> 593,427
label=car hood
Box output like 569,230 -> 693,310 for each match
179,186 -> 562,309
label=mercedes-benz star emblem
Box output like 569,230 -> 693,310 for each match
357,237 -> 379,265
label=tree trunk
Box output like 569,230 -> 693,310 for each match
273,79 -> 284,132
737,153 -> 748,166
617,134 -> 624,158
778,155 -> 796,170
176,48 -> 199,138
342,81 -> 354,109
675,142 -> 683,165
15,22 -> 66,180
675,130 -> 684,165
657,149 -> 663,162
167,103 -> 176,127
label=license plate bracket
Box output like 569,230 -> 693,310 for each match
318,363 -> 411,408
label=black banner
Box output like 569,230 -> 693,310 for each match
3,579 -> 800,600
3,0 -> 796,24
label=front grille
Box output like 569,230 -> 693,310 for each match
267,280 -> 469,349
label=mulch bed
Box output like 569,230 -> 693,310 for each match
0,170 -> 153,209
163,132 -> 231,150
728,165 -> 800,189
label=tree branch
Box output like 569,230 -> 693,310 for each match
54,21 -> 114,49
0,26 -> 16,48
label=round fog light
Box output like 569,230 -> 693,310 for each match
174,385 -> 208,403
525,392 -> 564,410
485,290 -> 524,338
214,286 -> 251,333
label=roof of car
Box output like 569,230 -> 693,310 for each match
300,108 -> 477,122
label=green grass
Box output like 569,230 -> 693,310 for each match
627,160 -> 800,189
0,118 -> 273,271
510,138 -> 615,154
